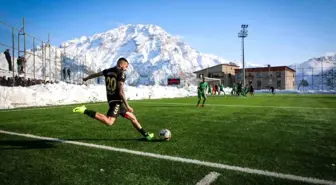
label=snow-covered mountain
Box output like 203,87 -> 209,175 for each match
60,24 -> 236,85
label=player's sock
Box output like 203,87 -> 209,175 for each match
137,128 -> 149,137
197,99 -> 201,106
84,109 -> 96,118
202,99 -> 206,105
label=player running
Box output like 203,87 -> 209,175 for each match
219,83 -> 226,96
72,58 -> 154,141
197,77 -> 208,107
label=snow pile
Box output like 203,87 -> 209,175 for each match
0,82 -> 197,109
1,82 -> 335,109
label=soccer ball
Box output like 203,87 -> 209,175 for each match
159,129 -> 171,141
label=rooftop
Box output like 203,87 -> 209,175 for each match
193,63 -> 240,73
234,66 -> 296,73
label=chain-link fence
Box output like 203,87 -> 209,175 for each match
0,18 -> 63,86
293,66 -> 336,91
234,65 -> 336,91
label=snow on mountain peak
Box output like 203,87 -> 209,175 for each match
61,24 -> 231,85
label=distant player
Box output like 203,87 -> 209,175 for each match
212,85 -> 216,95
219,83 -> 226,96
231,83 -> 236,96
208,83 -> 212,95
237,81 -> 242,96
270,86 -> 275,95
242,84 -> 249,97
72,58 -> 154,141
197,77 -> 208,107
249,84 -> 254,96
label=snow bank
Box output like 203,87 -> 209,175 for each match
1,83 -> 335,109
0,82 -> 198,109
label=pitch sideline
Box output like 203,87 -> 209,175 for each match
0,130 -> 335,185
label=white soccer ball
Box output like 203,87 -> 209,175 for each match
159,129 -> 171,141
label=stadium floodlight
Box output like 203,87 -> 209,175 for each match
238,24 -> 248,86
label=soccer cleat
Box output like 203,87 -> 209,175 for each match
73,105 -> 87,114
146,133 -> 154,141
201,104 -> 205,107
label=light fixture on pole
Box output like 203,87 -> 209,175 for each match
238,24 -> 248,86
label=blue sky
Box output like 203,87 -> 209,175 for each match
0,0 -> 335,66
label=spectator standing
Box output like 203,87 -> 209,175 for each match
62,67 -> 66,80
67,68 -> 71,80
17,56 -> 22,73
4,49 -> 12,71
20,56 -> 26,73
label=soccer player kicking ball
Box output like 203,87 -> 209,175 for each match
72,58 -> 154,141
197,77 -> 208,107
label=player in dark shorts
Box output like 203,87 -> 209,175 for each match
249,84 -> 254,96
72,58 -> 154,141
270,86 -> 275,95
237,81 -> 242,96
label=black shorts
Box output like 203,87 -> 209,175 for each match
107,102 -> 128,118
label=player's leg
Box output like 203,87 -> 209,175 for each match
201,92 -> 207,106
197,90 -> 201,107
120,107 -> 154,141
72,105 -> 117,126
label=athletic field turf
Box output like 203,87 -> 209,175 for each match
1,94 -> 335,185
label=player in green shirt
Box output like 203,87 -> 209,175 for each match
207,83 -> 212,95
242,85 -> 249,97
218,84 -> 226,96
197,78 -> 208,107
232,83 -> 237,96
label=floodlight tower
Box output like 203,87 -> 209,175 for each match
238,24 -> 248,86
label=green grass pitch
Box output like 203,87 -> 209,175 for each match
0,94 -> 335,185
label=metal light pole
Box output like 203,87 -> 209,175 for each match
238,24 -> 248,86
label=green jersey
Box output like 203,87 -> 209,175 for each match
233,84 -> 237,91
199,82 -> 208,92
219,84 -> 224,91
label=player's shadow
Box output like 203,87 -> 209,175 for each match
0,140 -> 57,150
64,138 -> 164,142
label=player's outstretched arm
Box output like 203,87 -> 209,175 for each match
119,81 -> 132,112
83,71 -> 103,81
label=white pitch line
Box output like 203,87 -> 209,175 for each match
1,130 -> 335,185
196,172 -> 221,185
0,101 -> 335,112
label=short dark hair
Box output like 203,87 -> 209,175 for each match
117,57 -> 128,65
